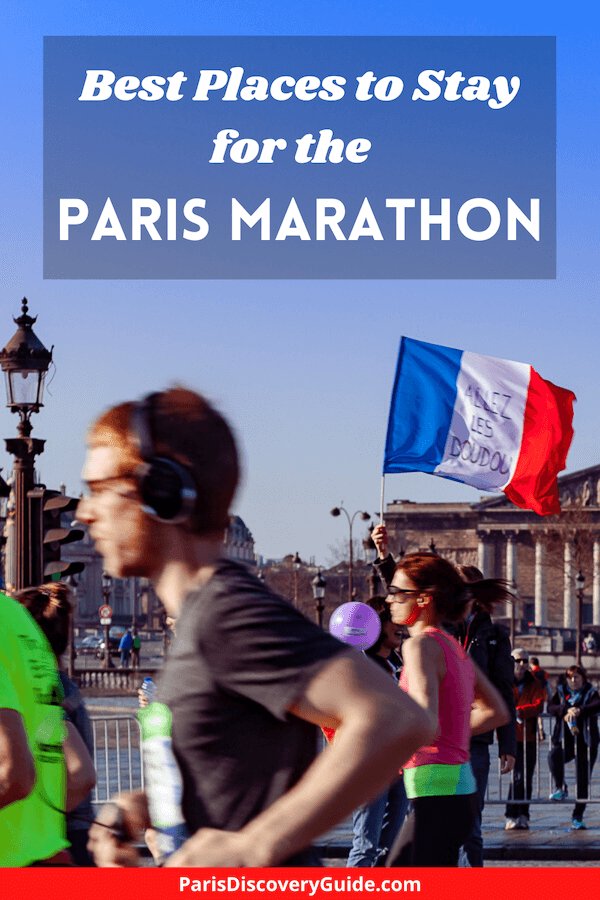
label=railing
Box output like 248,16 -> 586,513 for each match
89,712 -> 598,810
484,713 -> 599,806
78,668 -> 158,693
90,715 -> 143,806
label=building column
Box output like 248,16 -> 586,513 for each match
534,538 -> 547,626
593,539 -> 600,626
477,535 -> 491,578
505,534 -> 518,619
564,541 -> 576,629
506,534 -> 518,586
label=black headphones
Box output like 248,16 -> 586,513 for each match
130,393 -> 198,524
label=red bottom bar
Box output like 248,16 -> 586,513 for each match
0,867 -> 590,898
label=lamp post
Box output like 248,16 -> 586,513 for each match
161,610 -> 171,658
312,569 -> 326,628
330,506 -> 371,601
101,571 -> 114,670
292,552 -> 302,606
576,571 -> 585,666
131,582 -> 138,629
0,299 -> 53,591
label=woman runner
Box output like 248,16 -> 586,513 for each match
385,552 -> 511,867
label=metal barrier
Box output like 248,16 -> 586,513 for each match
90,715 -> 143,806
485,713 -> 599,806
89,712 -> 598,810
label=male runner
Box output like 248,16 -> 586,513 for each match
80,388 -> 432,867
0,592 -> 95,865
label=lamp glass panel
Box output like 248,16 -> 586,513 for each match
7,369 -> 43,407
2,372 -> 11,405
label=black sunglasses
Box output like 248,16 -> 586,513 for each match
387,585 -> 419,596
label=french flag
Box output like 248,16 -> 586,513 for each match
383,337 -> 576,515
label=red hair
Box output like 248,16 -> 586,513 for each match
89,387 -> 239,534
396,553 -> 513,621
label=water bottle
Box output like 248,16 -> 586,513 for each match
137,702 -> 188,862
140,676 -> 156,705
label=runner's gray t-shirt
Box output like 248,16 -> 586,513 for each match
158,559 -> 346,865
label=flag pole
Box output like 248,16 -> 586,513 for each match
380,474 -> 385,524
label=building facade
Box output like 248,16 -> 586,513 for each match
383,464 -> 600,636
63,512 -> 256,627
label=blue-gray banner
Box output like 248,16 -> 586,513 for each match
43,36 -> 555,279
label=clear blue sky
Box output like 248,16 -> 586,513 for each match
1,2 -> 598,563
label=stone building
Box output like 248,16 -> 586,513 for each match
383,464 -> 600,635
63,511 -> 256,627
224,515 -> 256,565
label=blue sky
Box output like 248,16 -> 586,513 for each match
0,2 -> 598,563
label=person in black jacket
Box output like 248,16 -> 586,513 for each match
372,527 -> 516,867
451,565 -> 516,863
547,664 -> 600,830
347,598 -> 409,867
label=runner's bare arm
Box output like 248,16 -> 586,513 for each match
470,663 -> 510,736
166,649 -> 433,867
0,709 -> 36,809
64,721 -> 96,811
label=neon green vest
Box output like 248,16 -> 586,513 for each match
0,593 -> 68,866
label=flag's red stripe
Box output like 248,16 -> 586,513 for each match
503,367 -> 575,516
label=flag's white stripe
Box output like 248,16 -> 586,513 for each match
433,351 -> 530,492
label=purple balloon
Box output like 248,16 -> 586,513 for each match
328,602 -> 381,650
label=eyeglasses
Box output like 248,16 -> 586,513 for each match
513,658 -> 529,665
81,474 -> 139,500
387,585 -> 419,596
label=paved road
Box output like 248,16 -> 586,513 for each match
319,801 -> 600,863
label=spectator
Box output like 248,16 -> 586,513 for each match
347,598 -> 408,867
548,663 -> 600,830
452,564 -> 516,868
118,628 -> 134,668
131,628 -> 141,668
530,656 -> 551,742
583,633 -> 597,655
504,648 -> 546,830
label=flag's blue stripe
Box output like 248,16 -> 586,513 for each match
383,337 -> 463,474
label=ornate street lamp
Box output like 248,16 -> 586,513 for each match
576,571 -> 585,666
0,299 -> 53,590
0,298 -> 53,437
292,552 -> 302,606
330,506 -> 371,601
312,569 -> 327,628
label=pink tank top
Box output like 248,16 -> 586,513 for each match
399,627 -> 475,769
